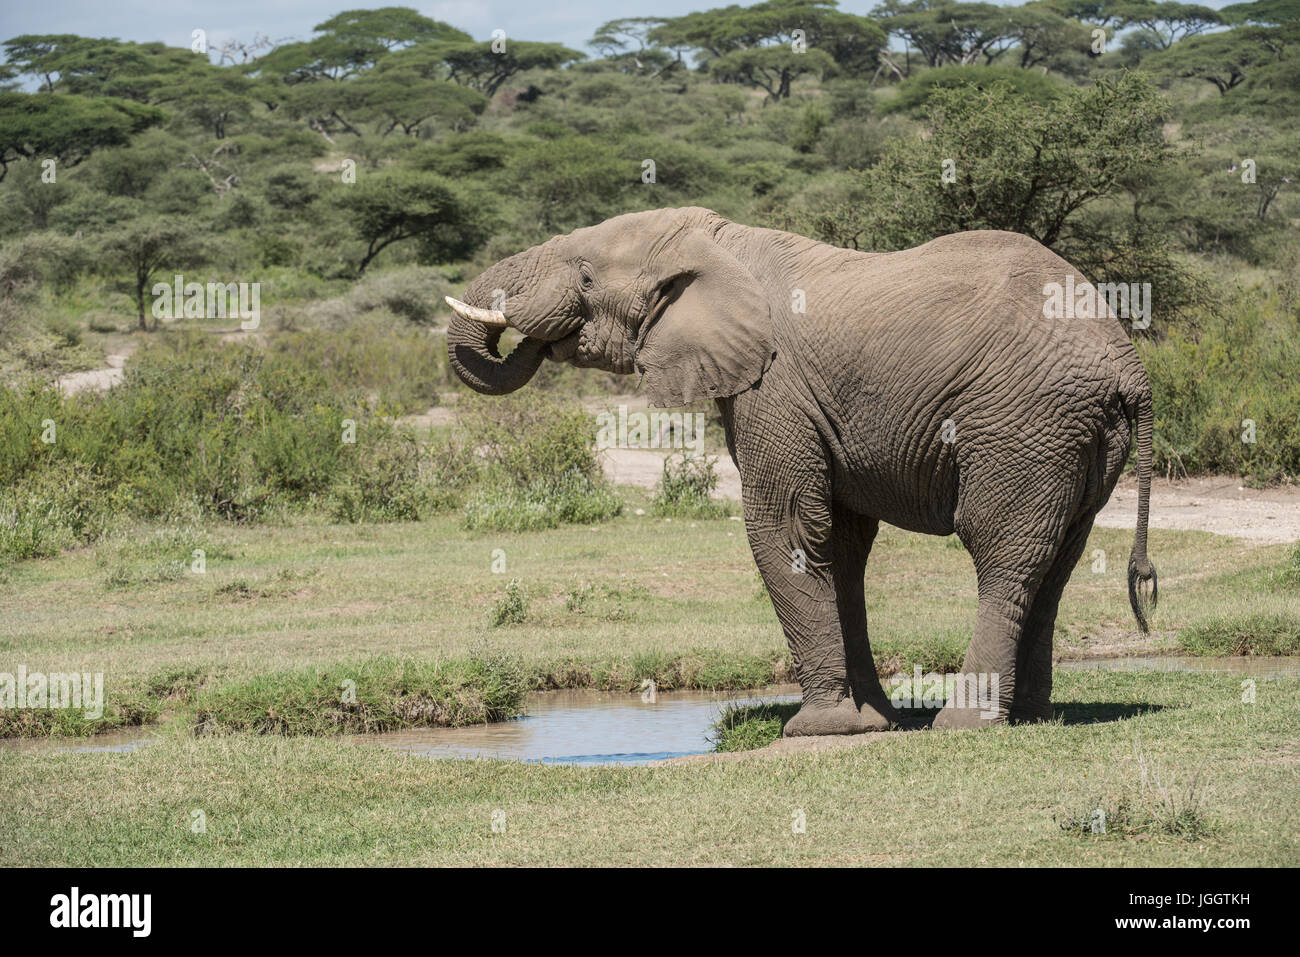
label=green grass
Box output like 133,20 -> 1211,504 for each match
191,656 -> 530,735
712,700 -> 801,752
1,504 -> 1297,864
1,670 -> 1295,866
1178,612 -> 1300,656
1,512 -> 1296,712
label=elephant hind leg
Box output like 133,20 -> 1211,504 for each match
1010,512 -> 1096,723
831,508 -> 897,730
934,469 -> 1086,729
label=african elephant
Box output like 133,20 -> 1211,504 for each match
445,207 -> 1157,735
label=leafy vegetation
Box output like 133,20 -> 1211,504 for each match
650,453 -> 733,519
0,1 -> 1297,571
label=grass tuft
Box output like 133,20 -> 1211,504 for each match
1055,747 -> 1219,842
190,656 -> 529,736
711,700 -> 801,752
1178,612 -> 1300,656
490,578 -> 530,627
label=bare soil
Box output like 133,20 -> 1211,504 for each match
601,448 -> 1300,544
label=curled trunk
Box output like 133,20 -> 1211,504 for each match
445,313 -> 548,396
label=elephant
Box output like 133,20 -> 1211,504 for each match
444,206 -> 1157,735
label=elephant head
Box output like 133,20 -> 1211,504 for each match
445,207 -> 773,407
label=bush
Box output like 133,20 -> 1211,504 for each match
1140,287 -> 1300,482
0,457 -> 116,565
0,331 -> 455,555
463,469 -> 623,532
458,392 -> 623,531
269,312 -> 446,415
650,453 -> 732,519
329,429 -> 443,523
490,579 -> 529,626
349,265 -> 452,327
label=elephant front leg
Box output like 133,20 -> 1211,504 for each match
745,498 -> 874,737
832,508 -> 899,731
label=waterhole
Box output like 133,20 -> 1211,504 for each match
2,657 -> 1295,762
365,686 -> 802,765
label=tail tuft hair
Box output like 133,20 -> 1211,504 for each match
1127,554 -> 1158,633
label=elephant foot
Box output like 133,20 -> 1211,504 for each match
1009,700 -> 1054,724
858,697 -> 900,732
783,696 -> 875,737
932,698 -> 1004,730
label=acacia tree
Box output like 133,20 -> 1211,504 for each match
870,1 -> 1017,69
432,41 -> 585,96
1,36 -> 213,102
588,18 -> 681,75
1112,1 -> 1223,50
800,73 -> 1213,322
1221,0 -> 1300,25
251,7 -> 469,81
152,69 -> 255,137
823,73 -> 1171,249
1002,4 -> 1095,70
99,218 -> 206,329
0,91 -> 165,179
710,46 -> 837,100
1146,27 -> 1283,93
339,170 -> 487,274
352,65 -> 487,135
651,0 -> 884,97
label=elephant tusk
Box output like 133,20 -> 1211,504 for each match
445,296 -> 509,328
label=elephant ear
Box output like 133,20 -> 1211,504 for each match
634,229 -> 773,408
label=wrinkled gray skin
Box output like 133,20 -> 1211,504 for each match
448,207 -> 1157,734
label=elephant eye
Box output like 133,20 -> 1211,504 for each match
579,264 -> 595,290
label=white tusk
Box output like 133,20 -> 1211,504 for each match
445,296 -> 508,328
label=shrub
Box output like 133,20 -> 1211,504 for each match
0,459 -> 114,566
1140,287 -> 1300,482
463,470 -> 623,532
650,453 -> 732,519
349,265 -> 452,327
0,332 -> 448,553
329,428 -> 444,522
490,579 -> 529,626
458,392 -> 623,531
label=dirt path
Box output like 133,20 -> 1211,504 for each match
55,354 -> 128,394
1094,476 -> 1300,544
60,364 -> 1296,544
601,448 -> 1300,544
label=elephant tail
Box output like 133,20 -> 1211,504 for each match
1126,382 -> 1157,633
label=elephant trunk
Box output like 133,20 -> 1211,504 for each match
444,243 -> 581,395
445,312 -> 548,396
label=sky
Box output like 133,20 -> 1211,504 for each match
0,0 -> 1240,62
0,1 -> 717,56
